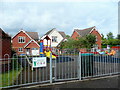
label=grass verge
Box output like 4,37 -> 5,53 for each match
0,68 -> 22,87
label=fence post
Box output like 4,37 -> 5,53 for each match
50,52 -> 52,83
78,52 -> 81,80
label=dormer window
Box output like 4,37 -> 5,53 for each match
18,36 -> 25,43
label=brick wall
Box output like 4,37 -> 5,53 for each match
12,31 -> 31,55
71,29 -> 102,49
90,29 -> 102,49
2,37 -> 11,58
0,30 -> 11,58
25,41 -> 39,54
71,31 -> 80,40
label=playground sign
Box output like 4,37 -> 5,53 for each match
32,57 -> 47,68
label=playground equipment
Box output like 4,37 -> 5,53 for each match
107,49 -> 116,56
40,35 -> 57,58
97,49 -> 116,56
40,40 -> 44,57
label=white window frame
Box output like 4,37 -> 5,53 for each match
52,36 -> 57,42
96,36 -> 98,41
18,36 -> 25,43
32,48 -> 38,50
18,48 -> 23,52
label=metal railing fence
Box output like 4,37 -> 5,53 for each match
0,48 -> 120,88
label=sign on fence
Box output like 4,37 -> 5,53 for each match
32,57 -> 47,68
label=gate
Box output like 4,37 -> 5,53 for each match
50,49 -> 80,83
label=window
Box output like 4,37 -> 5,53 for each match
52,36 -> 57,42
96,36 -> 98,41
18,48 -> 23,52
18,37 -> 25,43
32,48 -> 38,50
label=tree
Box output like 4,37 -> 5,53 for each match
107,32 -> 114,39
59,38 -> 76,49
66,35 -> 70,39
101,33 -> 106,40
84,34 -> 96,48
59,34 -> 96,49
102,33 -> 120,48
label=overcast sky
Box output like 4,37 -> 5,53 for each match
0,0 -> 119,38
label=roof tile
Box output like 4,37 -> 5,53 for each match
26,32 -> 39,40
75,26 -> 95,37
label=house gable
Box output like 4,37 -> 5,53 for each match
90,28 -> 102,49
24,40 -> 40,48
41,28 -> 64,47
71,26 -> 102,49
12,29 -> 40,55
71,30 -> 81,40
12,30 -> 31,48
12,30 -> 34,40
90,28 -> 102,38
48,29 -> 64,47
45,28 -> 56,36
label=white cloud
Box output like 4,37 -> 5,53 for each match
87,19 -> 98,26
87,18 -> 106,27
0,1 -> 118,37
1,0 -> 119,2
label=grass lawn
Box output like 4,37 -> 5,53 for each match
0,68 -> 22,87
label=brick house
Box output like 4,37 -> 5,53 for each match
71,26 -> 102,49
0,28 -> 11,59
12,30 -> 40,56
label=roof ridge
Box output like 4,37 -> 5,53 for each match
26,31 -> 38,33
59,31 -> 64,32
45,28 -> 56,35
75,26 -> 95,31
74,26 -> 95,37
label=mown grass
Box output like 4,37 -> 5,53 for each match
0,68 -> 22,87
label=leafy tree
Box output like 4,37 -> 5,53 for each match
66,35 -> 70,39
107,32 -> 114,39
102,39 -> 109,45
102,33 -> 120,48
84,34 -> 96,48
101,33 -> 106,40
59,34 -> 96,49
59,38 -> 76,49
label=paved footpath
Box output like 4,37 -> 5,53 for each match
17,75 -> 120,90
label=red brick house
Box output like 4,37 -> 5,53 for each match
71,26 -> 102,49
0,28 -> 11,59
12,30 -> 40,56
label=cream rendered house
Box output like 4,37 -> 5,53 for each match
40,28 -> 66,49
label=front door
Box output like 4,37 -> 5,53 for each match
26,48 -> 30,55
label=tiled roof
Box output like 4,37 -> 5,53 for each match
59,31 -> 66,38
26,31 -> 39,40
75,26 -> 95,37
45,28 -> 66,38
45,28 -> 56,35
